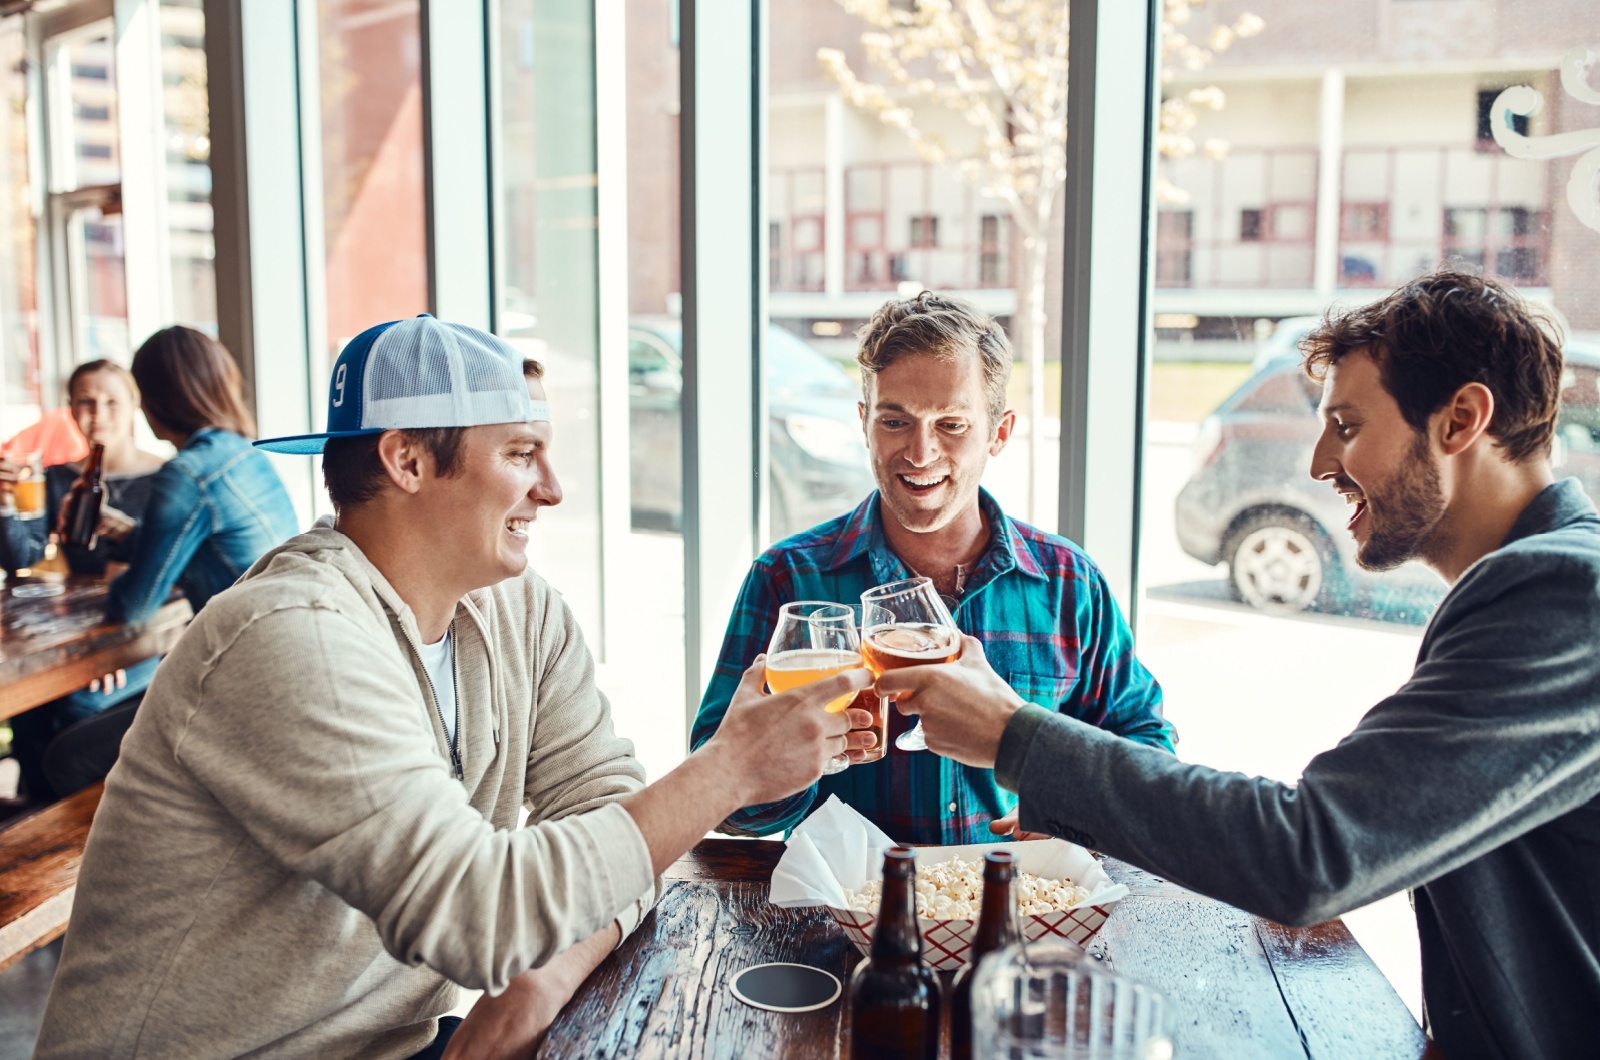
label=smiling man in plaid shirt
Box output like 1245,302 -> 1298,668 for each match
690,292 -> 1175,845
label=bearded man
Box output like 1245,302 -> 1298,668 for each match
881,268 -> 1600,1060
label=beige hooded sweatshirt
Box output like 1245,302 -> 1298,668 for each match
34,526 -> 660,1059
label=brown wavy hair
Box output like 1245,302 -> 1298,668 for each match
1301,267 -> 1564,463
130,326 -> 256,439
856,291 -> 1012,427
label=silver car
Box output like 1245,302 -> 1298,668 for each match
1175,342 -> 1600,617
628,317 -> 878,540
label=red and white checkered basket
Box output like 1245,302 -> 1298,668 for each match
823,840 -> 1127,972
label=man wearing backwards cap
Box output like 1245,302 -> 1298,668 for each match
36,315 -> 873,1059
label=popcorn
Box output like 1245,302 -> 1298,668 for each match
843,854 -> 1092,920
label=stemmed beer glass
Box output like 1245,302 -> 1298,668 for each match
765,601 -> 863,775
860,577 -> 961,752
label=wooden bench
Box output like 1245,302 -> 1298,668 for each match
0,782 -> 102,972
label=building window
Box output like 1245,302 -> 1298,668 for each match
978,213 -> 1005,286
1477,88 -> 1529,149
1341,203 -> 1388,241
908,214 -> 937,248
1239,208 -> 1263,242
1156,209 -> 1193,286
769,220 -> 782,287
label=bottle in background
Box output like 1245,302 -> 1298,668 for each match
849,846 -> 941,1060
950,850 -> 1022,1060
61,443 -> 105,549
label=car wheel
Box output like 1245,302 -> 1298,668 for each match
1225,511 -> 1341,613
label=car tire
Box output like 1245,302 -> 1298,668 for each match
1224,510 -> 1345,614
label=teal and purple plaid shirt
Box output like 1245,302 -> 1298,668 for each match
690,488 -> 1175,845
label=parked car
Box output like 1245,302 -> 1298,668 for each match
628,317 -> 877,539
1176,341 -> 1600,616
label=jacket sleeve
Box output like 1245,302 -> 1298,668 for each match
174,604 -> 657,992
999,552 -> 1600,927
520,585 -> 660,943
1063,564 -> 1176,751
688,559 -> 816,837
0,510 -> 47,572
108,461 -> 210,624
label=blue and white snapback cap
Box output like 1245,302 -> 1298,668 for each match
256,314 -> 548,455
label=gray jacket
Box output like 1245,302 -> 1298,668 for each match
36,526 -> 659,1059
998,478 -> 1600,1060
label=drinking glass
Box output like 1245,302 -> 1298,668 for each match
765,601 -> 863,775
972,942 -> 1174,1060
11,453 -> 44,521
860,576 -> 961,752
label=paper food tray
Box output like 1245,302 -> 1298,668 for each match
769,796 -> 1127,971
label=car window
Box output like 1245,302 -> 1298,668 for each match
1227,362 -> 1319,415
1557,365 -> 1600,453
767,326 -> 855,395
629,334 -> 676,377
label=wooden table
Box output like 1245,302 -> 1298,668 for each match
539,839 -> 1441,1059
0,576 -> 190,720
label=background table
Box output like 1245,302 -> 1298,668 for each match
539,839 -> 1439,1059
0,576 -> 190,720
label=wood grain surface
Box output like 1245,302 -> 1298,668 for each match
540,839 -> 1435,1060
0,782 -> 102,970
0,576 -> 189,719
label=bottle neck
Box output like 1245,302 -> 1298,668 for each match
80,443 -> 105,483
973,870 -> 1020,954
871,867 -> 924,962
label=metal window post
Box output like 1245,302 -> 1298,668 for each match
1059,0 -> 1160,624
679,0 -> 763,734
421,0 -> 492,330
204,0 -> 316,527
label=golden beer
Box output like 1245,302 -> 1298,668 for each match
765,648 -> 862,713
12,477 -> 44,518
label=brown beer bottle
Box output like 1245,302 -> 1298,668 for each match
950,850 -> 1022,1060
61,442 -> 105,549
849,846 -> 941,1060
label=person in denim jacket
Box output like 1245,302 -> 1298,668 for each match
30,327 -> 300,801
105,326 -> 300,625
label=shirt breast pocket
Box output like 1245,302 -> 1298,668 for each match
1008,671 -> 1071,712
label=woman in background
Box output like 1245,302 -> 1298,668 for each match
16,328 -> 300,803
0,361 -> 168,803
0,360 -> 166,573
104,325 -> 299,625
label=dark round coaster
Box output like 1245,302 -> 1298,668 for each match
729,962 -> 843,1013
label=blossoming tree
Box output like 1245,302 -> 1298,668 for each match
819,0 -> 1262,518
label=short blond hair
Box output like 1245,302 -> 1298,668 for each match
855,291 -> 1012,427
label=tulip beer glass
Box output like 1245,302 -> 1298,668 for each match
860,577 -> 961,752
765,601 -> 863,775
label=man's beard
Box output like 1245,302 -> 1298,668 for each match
1355,432 -> 1448,572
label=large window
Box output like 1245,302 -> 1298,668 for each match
1139,1 -> 1599,1018
0,0 -> 218,448
766,0 -> 1067,542
159,0 -> 215,333
0,20 -> 40,420
313,0 -> 427,358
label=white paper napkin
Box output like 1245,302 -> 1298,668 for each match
769,794 -> 896,908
